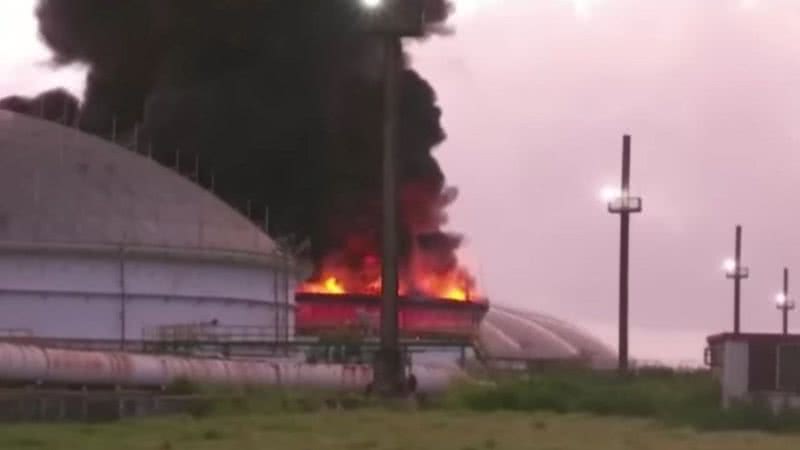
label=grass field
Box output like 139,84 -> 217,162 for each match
4,370 -> 800,449
2,410 -> 800,450
446,370 -> 800,432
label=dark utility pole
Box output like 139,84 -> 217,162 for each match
734,226 -> 742,334
778,268 -> 794,335
607,135 -> 642,372
783,268 -> 790,335
725,226 -> 748,334
361,0 -> 426,397
619,137 -> 631,372
377,35 -> 404,395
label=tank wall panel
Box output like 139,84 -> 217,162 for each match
0,252 -> 292,341
124,297 -> 284,339
124,258 -> 282,303
0,294 -> 119,339
0,253 -> 118,294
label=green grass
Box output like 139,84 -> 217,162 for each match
5,371 -> 800,448
445,369 -> 800,432
2,410 -> 799,450
160,380 -> 378,417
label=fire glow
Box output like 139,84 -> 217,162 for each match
298,259 -> 479,302
297,183 -> 481,303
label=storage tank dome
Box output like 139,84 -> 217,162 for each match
0,111 -> 296,343
0,110 -> 275,253
479,304 -> 617,370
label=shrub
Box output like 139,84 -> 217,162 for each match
445,369 -> 800,432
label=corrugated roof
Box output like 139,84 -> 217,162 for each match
0,111 -> 275,255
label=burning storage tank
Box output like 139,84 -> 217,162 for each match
294,287 -> 613,370
295,292 -> 488,340
292,211 -> 611,369
0,111 -> 298,342
295,245 -> 488,340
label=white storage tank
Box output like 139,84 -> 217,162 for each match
0,111 -> 298,344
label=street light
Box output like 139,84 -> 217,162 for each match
723,225 -> 748,334
776,268 -> 794,335
723,259 -> 749,279
722,259 -> 737,275
358,0 -> 425,397
605,135 -> 643,372
361,0 -> 383,8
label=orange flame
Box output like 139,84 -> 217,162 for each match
298,260 -> 479,302
297,183 -> 481,303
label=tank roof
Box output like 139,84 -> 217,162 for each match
479,304 -> 616,369
0,111 -> 276,255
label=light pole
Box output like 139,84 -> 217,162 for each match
605,135 -> 642,372
776,268 -> 794,335
358,0 -> 425,396
723,225 -> 748,334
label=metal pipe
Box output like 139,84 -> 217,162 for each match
0,342 -> 461,393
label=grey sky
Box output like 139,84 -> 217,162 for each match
412,0 -> 800,364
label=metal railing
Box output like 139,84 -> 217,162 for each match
0,329 -> 33,338
0,336 -> 474,365
0,389 -> 231,423
142,323 -> 281,343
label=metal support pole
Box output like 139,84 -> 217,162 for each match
783,267 -> 789,335
62,95 -> 70,126
376,35 -> 404,396
618,135 -> 631,372
133,123 -> 140,153
118,247 -> 127,351
734,225 -> 742,334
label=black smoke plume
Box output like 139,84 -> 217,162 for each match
1,0 -> 472,292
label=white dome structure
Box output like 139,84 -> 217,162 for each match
0,111 -> 298,344
478,304 -> 616,370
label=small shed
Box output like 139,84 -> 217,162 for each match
706,333 -> 800,411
